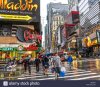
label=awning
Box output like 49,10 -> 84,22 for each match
69,31 -> 77,36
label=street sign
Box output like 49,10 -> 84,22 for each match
0,14 -> 32,21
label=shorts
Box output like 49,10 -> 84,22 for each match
55,67 -> 60,74
44,64 -> 49,69
44,65 -> 49,69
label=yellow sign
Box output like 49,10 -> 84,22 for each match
91,39 -> 97,46
0,14 -> 32,21
83,36 -> 91,47
0,0 -> 38,11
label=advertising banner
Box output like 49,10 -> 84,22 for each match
96,30 -> 100,43
0,0 -> 40,22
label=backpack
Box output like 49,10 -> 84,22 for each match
67,56 -> 73,62
35,58 -> 40,65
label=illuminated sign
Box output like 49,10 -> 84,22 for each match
0,0 -> 38,11
0,0 -> 40,22
91,39 -> 97,46
0,47 -> 17,51
16,26 -> 42,43
25,44 -> 38,51
0,14 -> 32,21
16,26 -> 33,43
24,29 -> 33,41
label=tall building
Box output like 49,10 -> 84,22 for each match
78,0 -> 100,57
68,0 -> 80,12
62,0 -> 80,54
47,3 -> 69,52
78,0 -> 99,28
44,24 -> 49,50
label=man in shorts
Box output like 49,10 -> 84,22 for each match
52,53 -> 61,79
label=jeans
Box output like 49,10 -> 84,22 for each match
36,65 -> 39,72
24,64 -> 31,74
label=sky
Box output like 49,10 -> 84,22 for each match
40,0 -> 68,47
40,0 -> 68,26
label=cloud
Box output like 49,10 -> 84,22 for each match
41,0 -> 68,18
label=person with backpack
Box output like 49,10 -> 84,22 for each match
67,53 -> 73,70
34,57 -> 41,72
63,53 -> 68,68
43,56 -> 49,76
23,55 -> 32,75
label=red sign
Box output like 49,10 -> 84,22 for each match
25,44 -> 38,51
24,29 -> 33,41
24,29 -> 42,43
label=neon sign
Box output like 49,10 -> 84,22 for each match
0,0 -> 38,11
25,44 -> 38,51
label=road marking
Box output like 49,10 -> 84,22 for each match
32,73 -> 97,80
70,75 -> 100,80
18,72 -> 96,80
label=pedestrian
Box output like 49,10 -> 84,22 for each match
67,53 -> 73,70
23,55 -> 32,75
52,53 -> 61,80
34,57 -> 40,72
63,52 -> 68,68
5,54 -> 10,63
43,56 -> 49,76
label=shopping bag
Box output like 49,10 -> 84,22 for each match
59,67 -> 66,77
59,71 -> 65,77
61,67 -> 66,73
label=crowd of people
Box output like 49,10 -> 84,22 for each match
4,52 -> 73,79
19,52 -> 73,79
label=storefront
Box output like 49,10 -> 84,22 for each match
82,30 -> 100,57
0,0 -> 42,60
0,44 -> 42,60
91,30 -> 100,56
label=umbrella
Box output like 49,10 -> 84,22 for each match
45,53 -> 53,57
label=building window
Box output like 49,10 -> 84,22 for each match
89,0 -> 98,5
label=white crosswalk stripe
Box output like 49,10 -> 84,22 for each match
17,69 -> 100,80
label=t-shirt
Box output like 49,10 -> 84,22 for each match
52,56 -> 61,67
64,55 -> 68,60
35,58 -> 40,65
67,56 -> 73,62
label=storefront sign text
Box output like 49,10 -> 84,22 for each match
0,0 -> 38,11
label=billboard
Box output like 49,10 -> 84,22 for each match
66,11 -> 79,24
72,11 -> 79,24
16,26 -> 42,43
0,0 -> 40,22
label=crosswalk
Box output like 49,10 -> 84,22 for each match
16,68 -> 100,80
